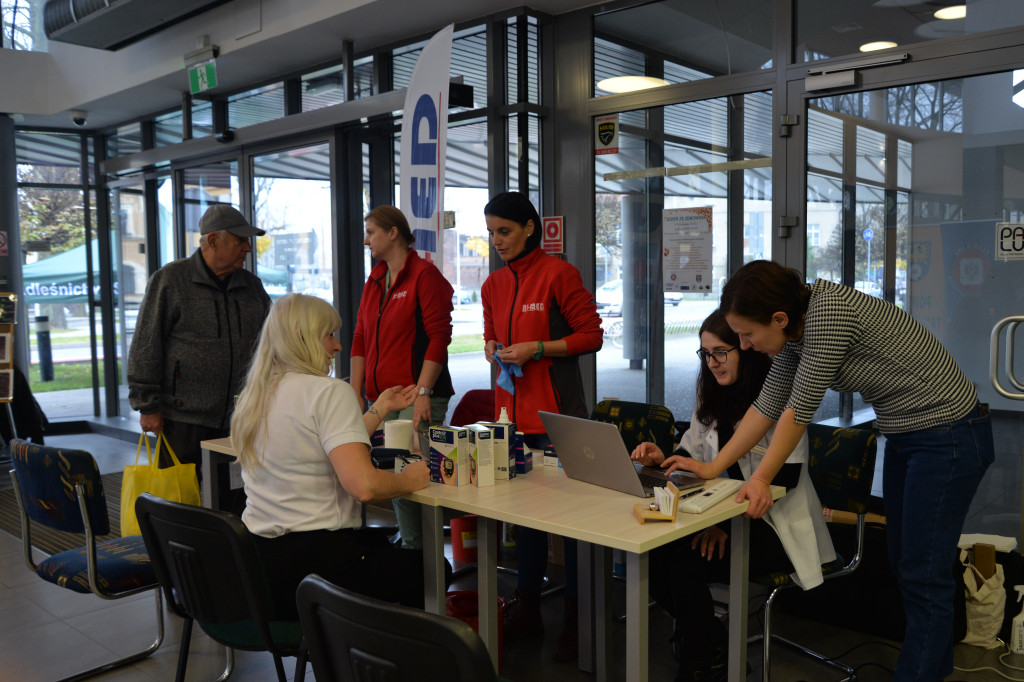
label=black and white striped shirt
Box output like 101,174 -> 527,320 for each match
752,279 -> 977,434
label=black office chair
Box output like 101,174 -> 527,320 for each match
7,438 -> 164,681
752,423 -> 877,681
134,493 -> 307,682
296,573 -> 512,682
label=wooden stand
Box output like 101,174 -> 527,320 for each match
633,480 -> 681,524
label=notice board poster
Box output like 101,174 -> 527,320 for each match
662,207 -> 713,293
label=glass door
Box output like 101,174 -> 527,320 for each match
251,143 -> 333,301
806,72 -> 1024,541
595,92 -> 773,418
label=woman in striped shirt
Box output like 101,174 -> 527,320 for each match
666,260 -> 993,682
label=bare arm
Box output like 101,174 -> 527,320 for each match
412,359 -> 444,429
329,441 -> 430,504
362,385 -> 417,435
738,408 -> 806,518
664,405 -> 774,478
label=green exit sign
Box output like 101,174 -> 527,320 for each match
188,60 -> 218,95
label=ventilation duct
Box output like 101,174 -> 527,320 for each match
44,0 -> 231,51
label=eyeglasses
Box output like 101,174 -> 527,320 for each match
695,347 -> 738,364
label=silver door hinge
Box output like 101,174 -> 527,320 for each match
779,216 -> 799,238
779,114 -> 799,138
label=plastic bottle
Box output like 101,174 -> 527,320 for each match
1012,585 -> 1024,654
498,406 -> 510,423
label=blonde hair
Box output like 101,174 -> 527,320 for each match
230,293 -> 341,471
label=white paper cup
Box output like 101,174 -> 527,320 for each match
384,419 -> 414,451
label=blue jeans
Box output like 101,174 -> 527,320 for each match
883,404 -> 994,681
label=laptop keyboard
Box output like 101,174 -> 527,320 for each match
638,472 -> 668,491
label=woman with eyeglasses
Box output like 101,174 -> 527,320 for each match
631,309 -> 835,682
669,260 -> 993,682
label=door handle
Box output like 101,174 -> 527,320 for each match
990,315 -> 1024,400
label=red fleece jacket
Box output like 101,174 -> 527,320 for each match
482,247 -> 603,433
352,249 -> 454,401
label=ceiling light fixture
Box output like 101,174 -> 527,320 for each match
859,41 -> 898,52
596,76 -> 671,94
934,5 -> 967,20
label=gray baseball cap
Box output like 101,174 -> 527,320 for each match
198,204 -> 266,237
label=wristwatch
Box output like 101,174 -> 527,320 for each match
417,386 -> 433,397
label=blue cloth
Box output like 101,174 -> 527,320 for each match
495,345 -> 523,394
882,404 -> 993,681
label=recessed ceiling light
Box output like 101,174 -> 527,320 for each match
859,41 -> 899,52
934,5 -> 967,20
596,76 -> 671,94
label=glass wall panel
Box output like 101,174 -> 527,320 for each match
807,71 -> 1024,537
106,124 -> 142,158
797,1 -> 1024,63
303,65 -> 348,110
111,181 -> 147,417
394,25 -> 488,109
594,0 -> 772,97
595,93 -> 771,415
154,110 -> 185,147
181,161 -> 240,253
251,143 -> 333,301
228,84 -> 286,129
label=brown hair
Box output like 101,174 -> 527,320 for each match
720,260 -> 809,337
365,205 -> 415,245
694,309 -> 772,429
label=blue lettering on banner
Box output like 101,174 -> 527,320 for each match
412,227 -> 437,252
409,177 -> 437,220
410,95 -> 438,165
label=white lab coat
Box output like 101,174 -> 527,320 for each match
677,412 -> 836,590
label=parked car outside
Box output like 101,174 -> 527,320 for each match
596,279 -> 623,316
452,286 -> 474,305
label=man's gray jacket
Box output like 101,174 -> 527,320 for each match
127,249 -> 271,430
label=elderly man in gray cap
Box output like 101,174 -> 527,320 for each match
128,204 -> 271,501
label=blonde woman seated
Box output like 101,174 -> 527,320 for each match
231,293 -> 447,620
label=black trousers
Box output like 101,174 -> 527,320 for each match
159,419 -> 244,514
649,519 -> 792,650
253,527 -> 452,621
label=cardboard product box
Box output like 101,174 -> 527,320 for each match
477,421 -> 516,480
465,424 -> 495,487
543,443 -> 559,467
428,426 -> 470,486
513,430 -> 532,474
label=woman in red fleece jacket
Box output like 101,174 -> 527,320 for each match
482,191 -> 603,660
351,205 -> 454,549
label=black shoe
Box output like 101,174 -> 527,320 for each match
503,590 -> 543,641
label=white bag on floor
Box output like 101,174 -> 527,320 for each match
960,549 -> 1005,649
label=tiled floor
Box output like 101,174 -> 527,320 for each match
0,431 -> 1021,681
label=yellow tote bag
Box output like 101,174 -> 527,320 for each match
121,432 -> 201,537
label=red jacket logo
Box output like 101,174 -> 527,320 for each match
521,302 -> 545,312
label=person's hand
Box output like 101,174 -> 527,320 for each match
401,460 -> 430,490
631,442 -> 665,466
495,341 -> 537,366
691,525 -> 728,560
485,340 -> 499,365
662,454 -> 713,478
140,411 -> 164,435
376,385 -> 416,415
738,478 -> 774,518
412,393 -> 431,430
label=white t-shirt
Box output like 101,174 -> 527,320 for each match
241,372 -> 371,538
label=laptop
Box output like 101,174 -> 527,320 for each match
538,411 -> 705,498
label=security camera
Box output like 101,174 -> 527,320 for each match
70,110 -> 87,127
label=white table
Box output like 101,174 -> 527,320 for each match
199,437 -> 236,509
405,463 -> 784,682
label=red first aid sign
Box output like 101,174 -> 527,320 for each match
541,216 -> 563,254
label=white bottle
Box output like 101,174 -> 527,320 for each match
498,406 -> 511,423
1012,585 -> 1024,654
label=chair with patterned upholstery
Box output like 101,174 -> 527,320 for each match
590,398 -> 676,457
7,438 -> 164,681
752,423 -> 878,681
134,492 -> 308,682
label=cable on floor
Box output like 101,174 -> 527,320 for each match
953,641 -> 1024,681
